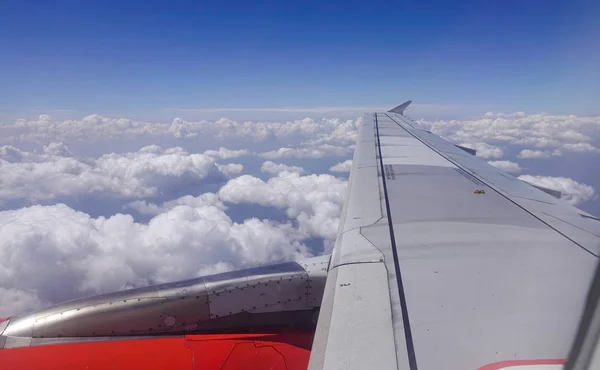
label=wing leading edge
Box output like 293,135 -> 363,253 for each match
309,104 -> 600,369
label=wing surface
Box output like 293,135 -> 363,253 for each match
309,105 -> 600,369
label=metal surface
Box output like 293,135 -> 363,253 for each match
388,100 -> 412,115
1,255 -> 329,348
310,106 -> 600,369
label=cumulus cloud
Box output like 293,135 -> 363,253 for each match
329,160 -> 353,173
0,202 -> 310,316
1,115 -> 362,143
259,144 -> 352,159
518,149 -> 553,159
518,175 -> 597,205
301,118 -> 360,146
487,160 -> 523,174
559,142 -> 599,153
418,112 -> 600,157
218,172 -> 347,244
203,147 -> 250,159
216,163 -> 244,176
260,161 -> 305,175
1,109 -> 599,317
0,144 -> 238,203
125,193 -> 225,216
459,142 -> 504,159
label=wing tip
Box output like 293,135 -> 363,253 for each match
388,100 -> 412,115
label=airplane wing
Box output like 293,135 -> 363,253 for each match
2,102 -> 599,369
308,103 -> 600,369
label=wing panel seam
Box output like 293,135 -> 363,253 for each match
375,113 -> 418,370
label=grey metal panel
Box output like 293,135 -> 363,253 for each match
309,262 -> 400,370
385,165 -> 543,228
333,119 -> 382,234
393,222 -> 595,369
379,111 -> 599,368
299,255 -> 331,308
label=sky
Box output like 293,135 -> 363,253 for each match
0,1 -> 599,316
1,0 -> 599,120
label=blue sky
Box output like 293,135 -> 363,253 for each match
1,0 -> 599,120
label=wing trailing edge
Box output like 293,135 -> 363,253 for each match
455,144 -> 477,156
521,180 -> 562,199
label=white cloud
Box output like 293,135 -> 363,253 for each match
0,202 -> 310,316
260,161 -> 305,175
125,193 -> 225,216
259,144 -> 352,159
218,172 -> 347,244
518,149 -> 553,159
518,175 -> 597,205
329,160 -> 353,173
0,144 -> 237,203
301,118 -> 360,146
487,160 -> 523,174
459,142 -> 504,159
418,112 -> 600,157
216,163 -> 244,176
559,142 -> 599,153
2,115 -> 362,143
203,147 -> 250,159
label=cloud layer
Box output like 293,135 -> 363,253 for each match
0,201 -> 310,316
0,110 -> 598,317
0,143 -> 240,204
419,112 -> 600,158
1,115 -> 360,144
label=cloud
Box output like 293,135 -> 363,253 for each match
218,172 -> 347,244
0,143 -> 238,203
559,142 -> 599,153
1,109 -> 599,318
203,147 -> 250,159
418,112 -> 600,157
0,202 -> 310,316
329,160 -> 353,173
216,163 -> 244,176
125,193 -> 225,216
517,175 -> 597,205
301,118 -> 360,146
518,149 -> 553,159
0,288 -> 45,317
1,115 -> 362,143
487,160 -> 523,173
459,142 -> 504,159
260,161 -> 305,175
259,144 -> 352,159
